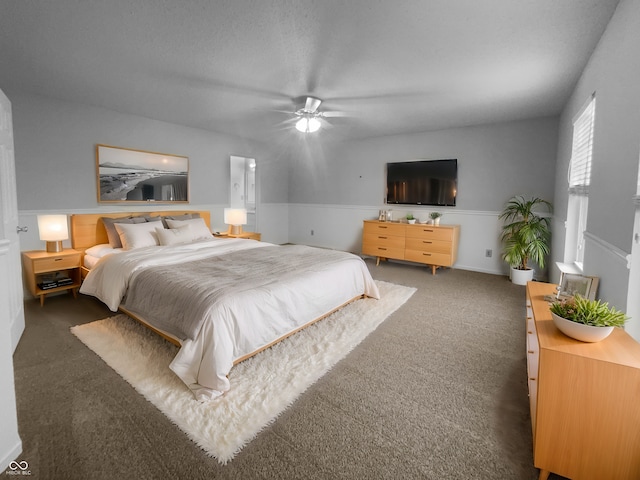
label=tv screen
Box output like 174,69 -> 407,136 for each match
386,159 -> 457,206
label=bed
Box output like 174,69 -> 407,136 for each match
72,211 -> 380,401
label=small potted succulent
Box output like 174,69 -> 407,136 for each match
549,295 -> 627,343
405,213 -> 416,224
429,212 -> 442,225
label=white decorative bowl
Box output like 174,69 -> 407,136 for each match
551,312 -> 614,343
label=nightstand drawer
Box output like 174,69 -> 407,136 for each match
33,253 -> 81,272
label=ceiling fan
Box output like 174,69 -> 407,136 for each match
291,96 -> 344,133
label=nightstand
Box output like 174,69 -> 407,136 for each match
22,249 -> 82,306
215,231 -> 261,241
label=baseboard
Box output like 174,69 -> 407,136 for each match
0,438 -> 23,473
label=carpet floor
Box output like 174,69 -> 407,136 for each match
70,280 -> 415,464
12,259 -> 566,479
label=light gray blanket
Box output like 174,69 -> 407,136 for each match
121,244 -> 367,341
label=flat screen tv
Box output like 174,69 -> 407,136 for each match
386,159 -> 457,206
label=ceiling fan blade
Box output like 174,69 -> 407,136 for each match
321,111 -> 348,118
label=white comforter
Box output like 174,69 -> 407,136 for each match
80,238 -> 380,401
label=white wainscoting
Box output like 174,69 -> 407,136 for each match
287,204 -> 509,276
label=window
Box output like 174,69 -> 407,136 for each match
565,95 -> 596,269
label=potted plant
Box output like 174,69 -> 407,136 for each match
549,295 -> 627,342
429,212 -> 442,226
406,213 -> 416,224
499,195 -> 552,285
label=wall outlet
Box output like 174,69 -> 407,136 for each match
311,229 -> 314,236
485,249 -> 492,258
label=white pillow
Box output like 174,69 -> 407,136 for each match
165,217 -> 212,240
85,243 -> 120,258
156,225 -> 194,246
114,222 -> 161,250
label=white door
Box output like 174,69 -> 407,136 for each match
0,88 -> 25,348
0,87 -> 24,470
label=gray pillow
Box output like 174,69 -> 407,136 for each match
161,213 -> 200,227
102,217 -> 135,248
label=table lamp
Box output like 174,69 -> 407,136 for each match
224,208 -> 247,235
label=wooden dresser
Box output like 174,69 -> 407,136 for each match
362,220 -> 460,274
526,282 -> 640,480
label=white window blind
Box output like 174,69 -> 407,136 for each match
568,95 -> 596,194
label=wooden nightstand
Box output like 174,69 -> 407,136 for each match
22,249 -> 82,306
215,231 -> 261,241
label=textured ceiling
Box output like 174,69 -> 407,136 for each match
0,0 -> 619,142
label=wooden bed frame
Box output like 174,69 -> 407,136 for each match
70,210 -> 363,365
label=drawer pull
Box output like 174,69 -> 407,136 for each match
529,377 -> 536,381
528,350 -> 535,354
422,241 -> 432,244
422,229 -> 434,233
528,331 -> 533,334
378,226 -> 388,229
378,247 -> 387,251
54,258 -> 63,261
378,236 -> 388,239
422,253 -> 432,256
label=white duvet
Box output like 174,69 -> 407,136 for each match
80,238 -> 379,401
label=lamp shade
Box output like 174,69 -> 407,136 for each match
37,214 -> 68,252
224,208 -> 247,235
224,208 -> 247,226
37,215 -> 68,241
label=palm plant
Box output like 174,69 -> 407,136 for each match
499,196 -> 552,271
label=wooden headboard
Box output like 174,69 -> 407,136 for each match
70,210 -> 212,252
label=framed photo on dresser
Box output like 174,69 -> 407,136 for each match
558,273 -> 599,300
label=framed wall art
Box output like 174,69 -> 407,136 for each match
96,144 -> 189,203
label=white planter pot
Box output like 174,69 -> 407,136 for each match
510,267 -> 534,285
551,312 -> 614,343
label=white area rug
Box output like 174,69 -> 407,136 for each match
70,280 -> 415,464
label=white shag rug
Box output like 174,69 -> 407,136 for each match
70,280 -> 415,464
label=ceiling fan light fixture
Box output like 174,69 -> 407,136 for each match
295,116 -> 321,133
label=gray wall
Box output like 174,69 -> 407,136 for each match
287,117 -> 559,277
8,91 -> 290,249
551,0 -> 640,318
290,117 -> 558,210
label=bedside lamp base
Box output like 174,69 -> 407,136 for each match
45,241 -> 63,253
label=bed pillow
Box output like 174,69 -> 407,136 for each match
156,225 -> 194,246
102,217 -> 135,248
85,243 -> 120,258
140,216 -> 163,223
161,213 -> 200,228
165,217 -> 212,240
114,222 -> 162,250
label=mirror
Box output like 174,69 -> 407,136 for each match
230,155 -> 257,231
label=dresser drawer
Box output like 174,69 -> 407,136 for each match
362,243 -> 404,259
405,225 -> 453,241
405,237 -> 451,254
404,250 -> 451,266
32,253 -> 81,272
363,221 -> 406,236
363,232 -> 405,249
